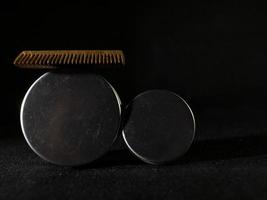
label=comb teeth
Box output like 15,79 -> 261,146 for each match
14,50 -> 125,68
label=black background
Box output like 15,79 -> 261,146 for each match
1,1 -> 267,199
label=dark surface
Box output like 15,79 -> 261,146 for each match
21,72 -> 121,166
123,90 -> 195,164
2,109 -> 267,200
1,106 -> 267,199
1,0 -> 267,199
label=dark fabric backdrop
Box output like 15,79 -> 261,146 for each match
1,1 -> 267,199
1,1 -> 267,140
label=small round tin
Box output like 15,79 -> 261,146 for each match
122,90 -> 195,165
20,72 -> 121,166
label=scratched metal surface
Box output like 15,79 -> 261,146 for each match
20,72 -> 121,166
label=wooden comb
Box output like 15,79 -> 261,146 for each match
14,50 -> 125,69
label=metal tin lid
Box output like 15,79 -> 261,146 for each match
122,90 -> 195,164
20,72 -> 121,166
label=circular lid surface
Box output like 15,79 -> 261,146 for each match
122,90 -> 195,164
21,72 -> 121,166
